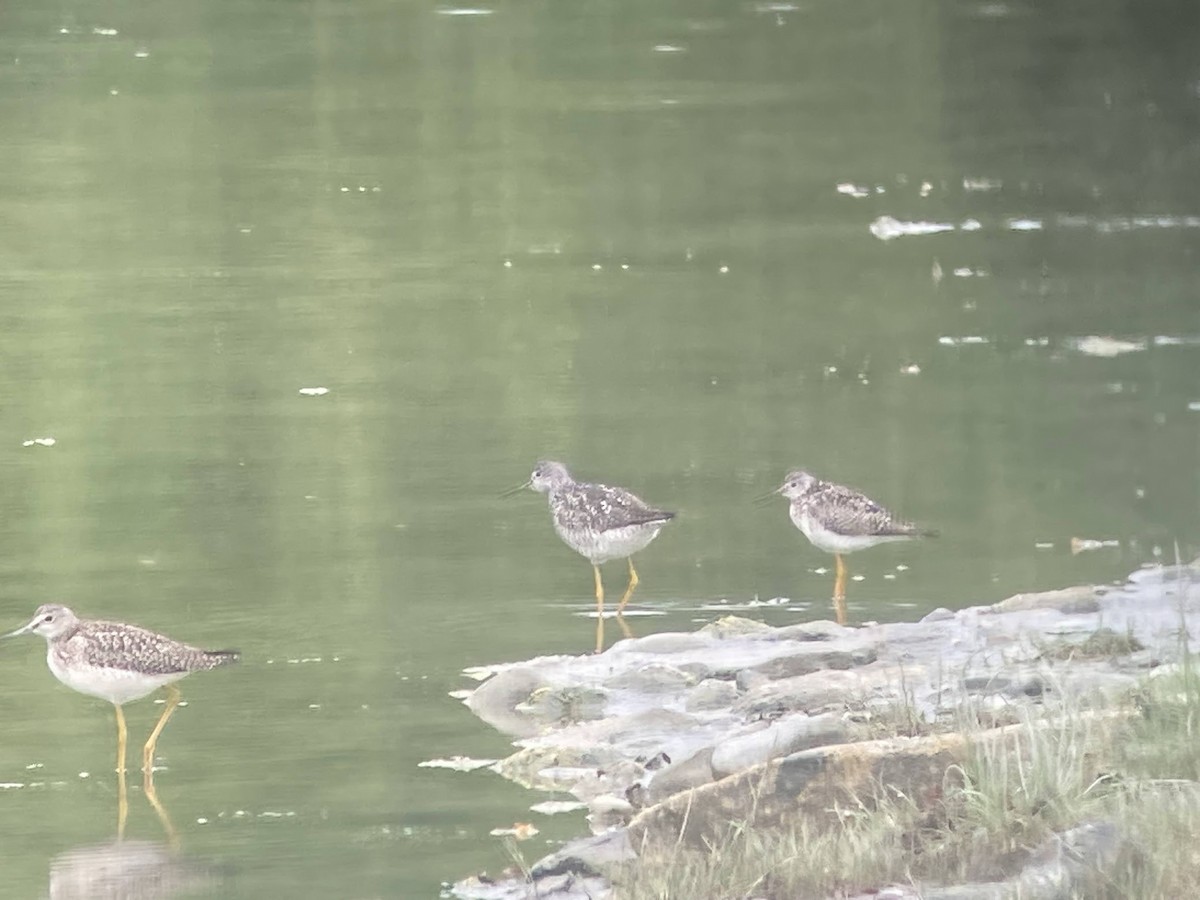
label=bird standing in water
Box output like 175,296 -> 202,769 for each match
773,470 -> 934,624
5,604 -> 239,776
521,460 -> 675,653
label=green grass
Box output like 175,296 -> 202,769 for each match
613,657 -> 1200,900
1122,654 -> 1200,781
617,794 -> 920,899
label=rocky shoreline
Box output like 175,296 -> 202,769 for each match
450,561 -> 1200,899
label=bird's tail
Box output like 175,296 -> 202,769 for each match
203,649 -> 241,668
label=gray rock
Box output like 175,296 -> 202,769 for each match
961,673 -> 1011,692
452,869 -> 611,900
608,663 -> 697,693
991,585 -> 1100,614
575,759 -> 647,804
711,712 -> 847,777
516,684 -> 608,724
491,744 -> 628,792
532,829 -> 634,878
451,831 -> 629,900
686,678 -> 739,712
454,562 -> 1198,898
735,664 -> 902,718
1123,648 -> 1164,669
845,889 -> 921,900
743,636 -> 879,680
466,667 -> 554,738
699,615 -> 774,638
735,669 -> 772,692
591,708 -> 700,746
1127,560 -> 1200,584
586,793 -> 634,818
647,746 -> 716,801
611,631 -> 713,655
921,820 -> 1124,900
962,671 -> 1045,699
675,660 -> 716,680
770,619 -> 853,641
628,724 -> 967,849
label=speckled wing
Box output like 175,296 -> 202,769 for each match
804,482 -> 923,538
75,622 -> 235,674
555,482 -> 676,534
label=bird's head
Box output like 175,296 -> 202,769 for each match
529,460 -> 574,494
5,604 -> 80,641
777,470 -> 818,500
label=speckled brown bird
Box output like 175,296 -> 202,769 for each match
5,604 -> 238,775
774,470 -> 935,623
523,460 -> 675,652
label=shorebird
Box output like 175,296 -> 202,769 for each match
5,604 -> 239,775
517,460 -> 675,652
773,470 -> 935,623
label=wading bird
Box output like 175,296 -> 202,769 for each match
516,460 -> 675,653
5,604 -> 238,775
772,470 -> 935,623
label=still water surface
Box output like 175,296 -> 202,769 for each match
1,0 -> 1198,896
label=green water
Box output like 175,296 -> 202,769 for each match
1,0 -> 1197,896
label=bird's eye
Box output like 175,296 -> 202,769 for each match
42,615 -> 53,623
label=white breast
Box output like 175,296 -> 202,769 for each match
554,520 -> 665,565
47,648 -> 185,706
791,506 -> 909,555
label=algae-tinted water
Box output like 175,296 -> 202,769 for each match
0,1 -> 1197,895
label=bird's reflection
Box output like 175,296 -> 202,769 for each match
48,770 -> 218,900
116,768 -> 178,847
48,840 -> 217,900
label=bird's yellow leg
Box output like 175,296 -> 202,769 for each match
593,564 -> 605,654
833,554 -> 848,600
142,684 -> 182,774
616,615 -> 634,640
143,767 -> 180,849
114,703 -> 128,775
614,558 -> 638,640
116,766 -> 128,839
617,558 -> 640,614
833,554 -> 848,625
